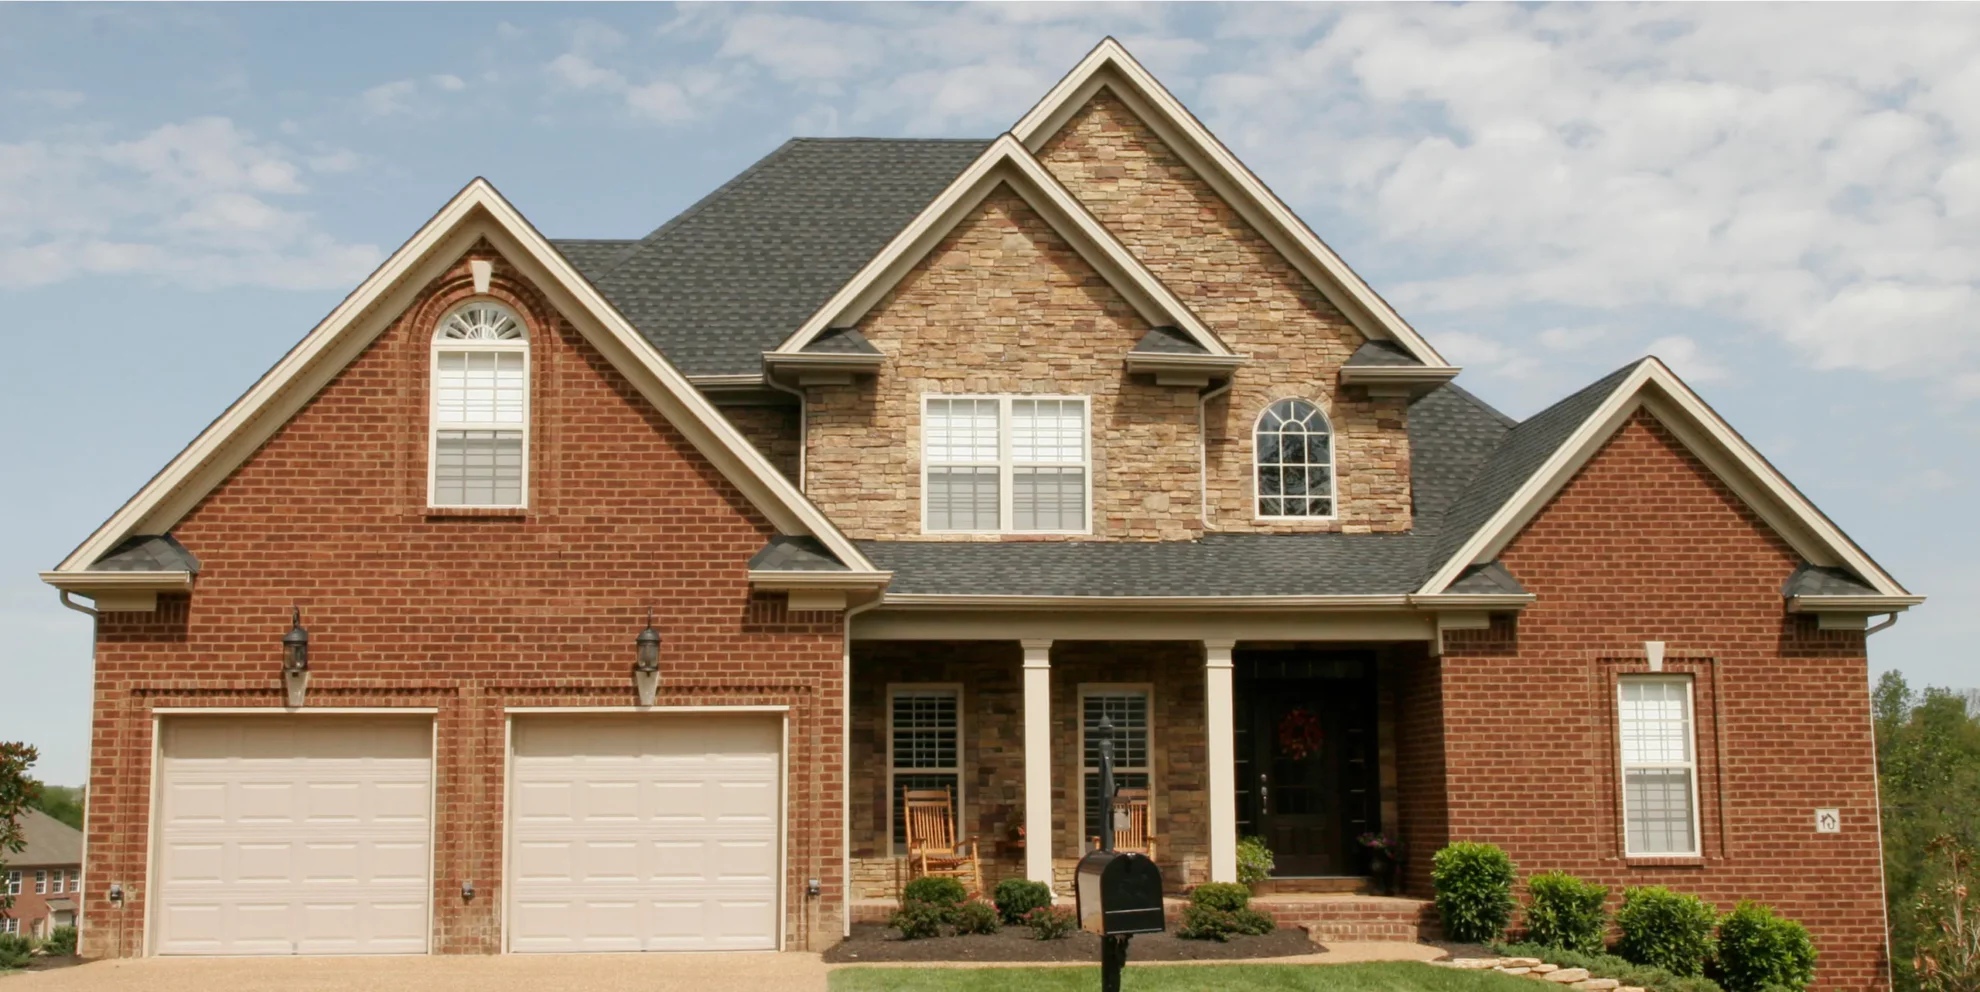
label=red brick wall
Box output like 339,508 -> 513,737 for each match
1390,646 -> 1450,898
4,863 -> 81,938
79,246 -> 847,957
1440,411 -> 1887,990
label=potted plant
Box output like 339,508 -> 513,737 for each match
1358,832 -> 1404,895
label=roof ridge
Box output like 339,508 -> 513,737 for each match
786,136 -> 994,144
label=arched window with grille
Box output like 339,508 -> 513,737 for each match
429,301 -> 529,507
1254,397 -> 1334,519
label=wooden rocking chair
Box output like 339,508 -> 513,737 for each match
903,787 -> 982,896
1089,787 -> 1159,861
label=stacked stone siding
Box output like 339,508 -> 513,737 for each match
1037,90 -> 1413,534
1440,411 -> 1888,991
80,249 -> 848,957
848,640 -> 1210,896
803,188 -> 1205,541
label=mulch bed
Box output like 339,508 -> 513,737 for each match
15,954 -> 85,972
824,922 -> 1323,963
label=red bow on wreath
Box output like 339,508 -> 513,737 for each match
1277,708 -> 1324,760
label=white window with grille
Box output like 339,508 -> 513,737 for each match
430,302 -> 528,508
922,395 -> 1089,534
1,916 -> 15,936
3,870 -> 16,896
1254,397 -> 1335,519
887,685 -> 962,854
1079,685 -> 1153,847
1618,676 -> 1701,856
33,870 -> 45,894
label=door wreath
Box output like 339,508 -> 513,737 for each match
1277,708 -> 1324,760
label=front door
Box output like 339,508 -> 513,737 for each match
1237,654 -> 1379,876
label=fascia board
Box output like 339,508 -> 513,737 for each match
876,592 -> 1534,612
747,570 -> 894,591
1123,353 -> 1248,373
760,352 -> 885,370
1012,40 -> 1452,370
774,135 -> 1230,359
1339,366 -> 1464,386
1404,593 -> 1537,610
39,570 -> 194,592
1787,595 -> 1925,613
52,179 -> 879,577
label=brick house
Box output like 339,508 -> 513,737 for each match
4,809 -> 83,939
40,39 -> 1919,987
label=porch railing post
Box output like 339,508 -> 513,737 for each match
1204,639 -> 1238,884
1021,639 -> 1055,892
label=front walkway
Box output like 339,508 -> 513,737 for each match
2,952 -> 831,992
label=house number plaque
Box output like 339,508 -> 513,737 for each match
1814,808 -> 1841,833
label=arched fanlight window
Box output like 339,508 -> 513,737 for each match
430,301 -> 529,507
1254,398 -> 1335,519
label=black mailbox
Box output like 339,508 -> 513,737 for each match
1074,849 -> 1166,936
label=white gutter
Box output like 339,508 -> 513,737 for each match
874,592 -> 1535,612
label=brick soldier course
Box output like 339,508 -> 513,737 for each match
41,38 -> 1917,990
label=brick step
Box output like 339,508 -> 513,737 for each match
1247,876 -> 1376,896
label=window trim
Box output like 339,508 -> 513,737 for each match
4,870 -> 16,896
427,300 -> 532,510
1617,674 -> 1704,858
1077,682 -> 1155,848
1251,396 -> 1338,522
919,394 -> 1093,535
33,869 -> 46,894
885,682 -> 965,855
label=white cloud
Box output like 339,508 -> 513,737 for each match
1646,335 -> 1728,383
0,117 -> 379,290
431,74 -> 467,92
360,79 -> 419,118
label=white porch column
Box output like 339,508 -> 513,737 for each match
1205,639 -> 1238,884
1021,639 -> 1055,890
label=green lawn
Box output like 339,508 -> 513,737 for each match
830,961 -> 1533,992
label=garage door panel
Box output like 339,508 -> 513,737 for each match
154,716 -> 433,956
509,713 -> 781,952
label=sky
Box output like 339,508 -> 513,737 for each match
2,3 -> 1976,786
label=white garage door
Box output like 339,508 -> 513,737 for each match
507,713 -> 782,952
153,715 -> 433,956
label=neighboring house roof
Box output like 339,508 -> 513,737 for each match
573,138 -> 989,377
11,809 -> 82,867
43,179 -> 888,588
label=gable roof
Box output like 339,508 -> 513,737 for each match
44,179 -> 885,582
1416,357 -> 1916,602
576,139 -> 988,377
1012,39 -> 1457,373
12,808 -> 82,867
771,134 -> 1235,362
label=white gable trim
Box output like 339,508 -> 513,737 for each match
773,134 -> 1232,359
50,179 -> 882,578
1013,39 -> 1457,372
1417,359 -> 1912,599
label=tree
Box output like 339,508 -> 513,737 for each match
1877,673 -> 1980,991
31,786 -> 85,832
0,742 -> 41,915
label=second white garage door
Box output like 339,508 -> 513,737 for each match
507,713 -> 782,952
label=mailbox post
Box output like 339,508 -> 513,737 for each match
1075,717 -> 1165,992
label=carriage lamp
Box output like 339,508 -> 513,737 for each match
633,608 -> 662,706
282,606 -> 311,708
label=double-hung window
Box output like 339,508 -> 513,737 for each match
923,396 -> 1089,533
430,302 -> 529,508
888,685 -> 962,852
33,870 -> 45,894
1080,686 -> 1153,846
3,870 -> 16,896
1618,676 -> 1701,856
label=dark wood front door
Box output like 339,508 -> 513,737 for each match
1237,656 -> 1379,877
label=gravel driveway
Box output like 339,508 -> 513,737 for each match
2,952 -> 830,992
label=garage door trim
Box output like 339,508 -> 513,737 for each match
499,706 -> 790,954
146,709 -> 440,957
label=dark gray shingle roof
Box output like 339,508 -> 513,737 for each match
1783,563 -> 1878,597
749,535 -> 848,572
552,239 -> 640,282
90,534 -> 200,573
803,327 -> 884,356
1130,325 -> 1208,355
1448,561 -> 1528,595
582,138 -> 989,377
1345,340 -> 1425,367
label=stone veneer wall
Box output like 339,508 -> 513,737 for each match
1037,90 -> 1413,534
848,641 -> 1211,897
803,189 -> 1205,541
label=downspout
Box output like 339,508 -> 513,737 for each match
55,590 -> 99,954
1199,376 -> 1235,531
1865,613 -> 1899,635
1863,611 -> 1898,988
841,594 -> 885,939
58,590 -> 99,618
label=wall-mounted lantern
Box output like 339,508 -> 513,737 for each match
282,606 -> 310,708
634,607 -> 662,707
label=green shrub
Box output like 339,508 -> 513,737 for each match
0,933 -> 33,970
44,925 -> 77,957
1714,902 -> 1816,992
902,875 -> 968,908
952,899 -> 1001,936
1524,871 -> 1611,953
889,900 -> 949,940
1615,886 -> 1719,977
1432,842 -> 1519,942
993,878 -> 1053,925
1237,835 -> 1275,884
1191,882 -> 1252,912
1023,905 -> 1077,940
1495,940 -> 1729,992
